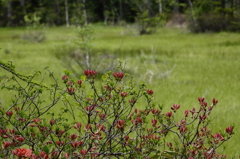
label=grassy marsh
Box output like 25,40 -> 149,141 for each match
0,25 -> 240,156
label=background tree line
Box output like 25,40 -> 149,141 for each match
1,0 -> 240,32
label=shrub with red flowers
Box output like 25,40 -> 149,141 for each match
0,61 -> 235,158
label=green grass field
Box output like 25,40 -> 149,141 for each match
0,25 -> 240,157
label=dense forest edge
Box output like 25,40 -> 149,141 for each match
1,0 -> 240,33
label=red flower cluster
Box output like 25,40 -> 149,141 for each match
85,106 -> 96,112
212,98 -> 218,105
6,111 -> 13,117
142,134 -> 160,140
73,122 -> 82,130
151,119 -> 157,127
171,104 -> 180,112
33,118 -> 41,124
84,70 -> 97,78
212,132 -> 224,143
77,80 -> 82,86
199,114 -> 207,121
132,117 -> 143,125
67,81 -> 74,86
166,111 -> 173,118
14,135 -> 25,142
184,110 -> 189,117
40,151 -> 50,159
67,87 -> 75,95
70,134 -> 78,140
226,126 -> 233,135
56,140 -> 65,147
179,125 -> 187,133
120,92 -> 128,97
50,119 -> 56,125
71,141 -> 83,148
151,109 -> 160,115
62,75 -> 68,83
116,120 -> 125,130
146,89 -> 154,95
84,124 -> 92,132
129,99 -> 137,105
98,113 -> 106,120
13,148 -> 32,158
113,72 -> 124,81
3,141 -> 11,149
198,97 -> 207,107
80,149 -> 88,157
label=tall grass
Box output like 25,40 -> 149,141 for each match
0,25 -> 239,156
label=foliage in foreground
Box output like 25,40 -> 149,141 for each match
0,61 -> 234,158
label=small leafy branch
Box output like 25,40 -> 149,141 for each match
54,24 -> 118,77
0,61 -> 234,158
22,12 -> 46,43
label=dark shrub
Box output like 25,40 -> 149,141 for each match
188,13 -> 240,33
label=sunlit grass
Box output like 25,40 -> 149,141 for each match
0,25 -> 240,156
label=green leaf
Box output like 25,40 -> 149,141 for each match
42,145 -> 50,154
101,74 -> 108,81
151,155 -> 160,158
158,104 -> 164,110
163,150 -> 180,156
63,70 -> 72,76
80,75 -> 86,81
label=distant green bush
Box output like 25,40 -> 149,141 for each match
188,13 -> 240,33
22,12 -> 46,43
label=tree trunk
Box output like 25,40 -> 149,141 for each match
236,0 -> 240,20
54,0 -> 61,25
174,0 -> 179,14
19,0 -> 26,14
133,0 -> 143,12
221,0 -> 226,17
118,0 -> 123,24
7,0 -> 12,26
102,0 -> 107,25
82,0 -> 87,25
146,0 -> 153,16
158,0 -> 162,15
65,0 -> 69,27
188,0 -> 197,27
229,0 -> 234,18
